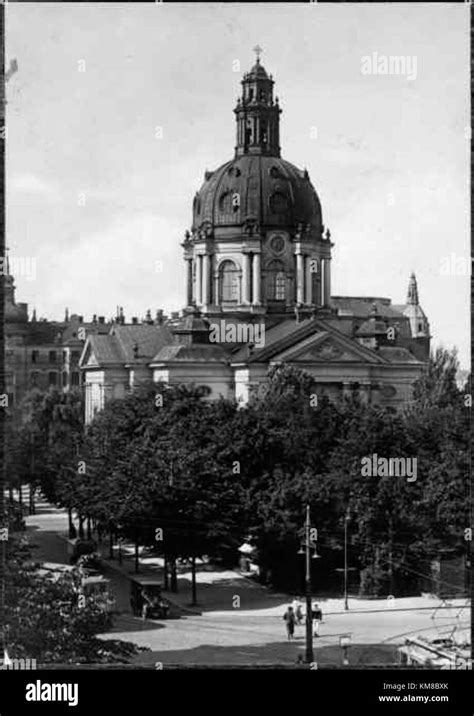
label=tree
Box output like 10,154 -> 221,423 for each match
78,383 -> 249,599
412,346 -> 460,408
13,388 -> 84,512
5,537 -> 144,663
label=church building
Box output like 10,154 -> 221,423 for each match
80,54 -> 430,424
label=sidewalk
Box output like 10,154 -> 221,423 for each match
95,541 -> 469,619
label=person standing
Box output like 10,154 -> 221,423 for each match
283,605 -> 296,640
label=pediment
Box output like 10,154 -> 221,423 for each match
272,331 -> 383,365
295,341 -> 359,362
79,342 -> 99,368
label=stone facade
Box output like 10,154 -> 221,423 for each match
77,57 -> 432,424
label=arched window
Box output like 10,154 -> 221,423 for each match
245,120 -> 253,146
220,260 -> 240,303
266,260 -> 286,301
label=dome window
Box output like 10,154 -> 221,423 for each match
270,191 -> 290,213
219,260 -> 240,303
266,260 -> 286,301
219,191 -> 232,213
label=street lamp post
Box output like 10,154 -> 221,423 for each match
344,509 -> 350,611
304,505 -> 313,664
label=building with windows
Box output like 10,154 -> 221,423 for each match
76,55 -> 430,422
3,254 -> 173,421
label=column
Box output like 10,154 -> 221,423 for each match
320,258 -> 326,306
305,256 -> 312,304
214,271 -> 220,306
202,254 -> 210,306
324,258 -> 331,305
196,254 -> 202,306
252,253 -> 261,305
296,252 -> 304,304
186,259 -> 193,306
242,253 -> 251,304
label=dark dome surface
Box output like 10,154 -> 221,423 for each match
192,155 -> 323,237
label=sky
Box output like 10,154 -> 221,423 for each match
6,3 -> 470,367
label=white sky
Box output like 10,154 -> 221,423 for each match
6,3 -> 470,367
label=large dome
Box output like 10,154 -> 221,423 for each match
192,155 -> 323,238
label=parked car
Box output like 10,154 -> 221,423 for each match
130,577 -> 170,619
68,538 -> 97,564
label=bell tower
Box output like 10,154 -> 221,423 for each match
234,46 -> 281,158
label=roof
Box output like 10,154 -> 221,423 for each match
193,154 -> 323,237
152,343 -> 228,364
84,325 -> 173,367
231,316 -> 388,365
230,317 -> 316,363
332,297 -> 406,320
378,346 -> 423,364
86,334 -> 123,365
112,324 -> 173,361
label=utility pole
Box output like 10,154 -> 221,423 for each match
388,515 -> 394,596
344,509 -> 350,611
304,505 -> 313,663
298,504 -> 315,663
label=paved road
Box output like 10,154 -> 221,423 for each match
106,602 -> 467,667
22,492 -> 469,667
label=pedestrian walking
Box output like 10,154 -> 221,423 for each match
312,602 -> 323,637
283,605 -> 296,640
292,597 -> 303,625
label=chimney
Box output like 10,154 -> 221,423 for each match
78,315 -> 84,323
92,314 -> 97,324
98,316 -> 105,324
155,309 -> 163,325
132,317 -> 138,325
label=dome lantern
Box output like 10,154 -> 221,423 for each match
234,47 -> 281,158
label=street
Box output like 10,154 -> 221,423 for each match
23,493 -> 469,667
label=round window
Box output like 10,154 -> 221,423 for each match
270,235 -> 285,254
